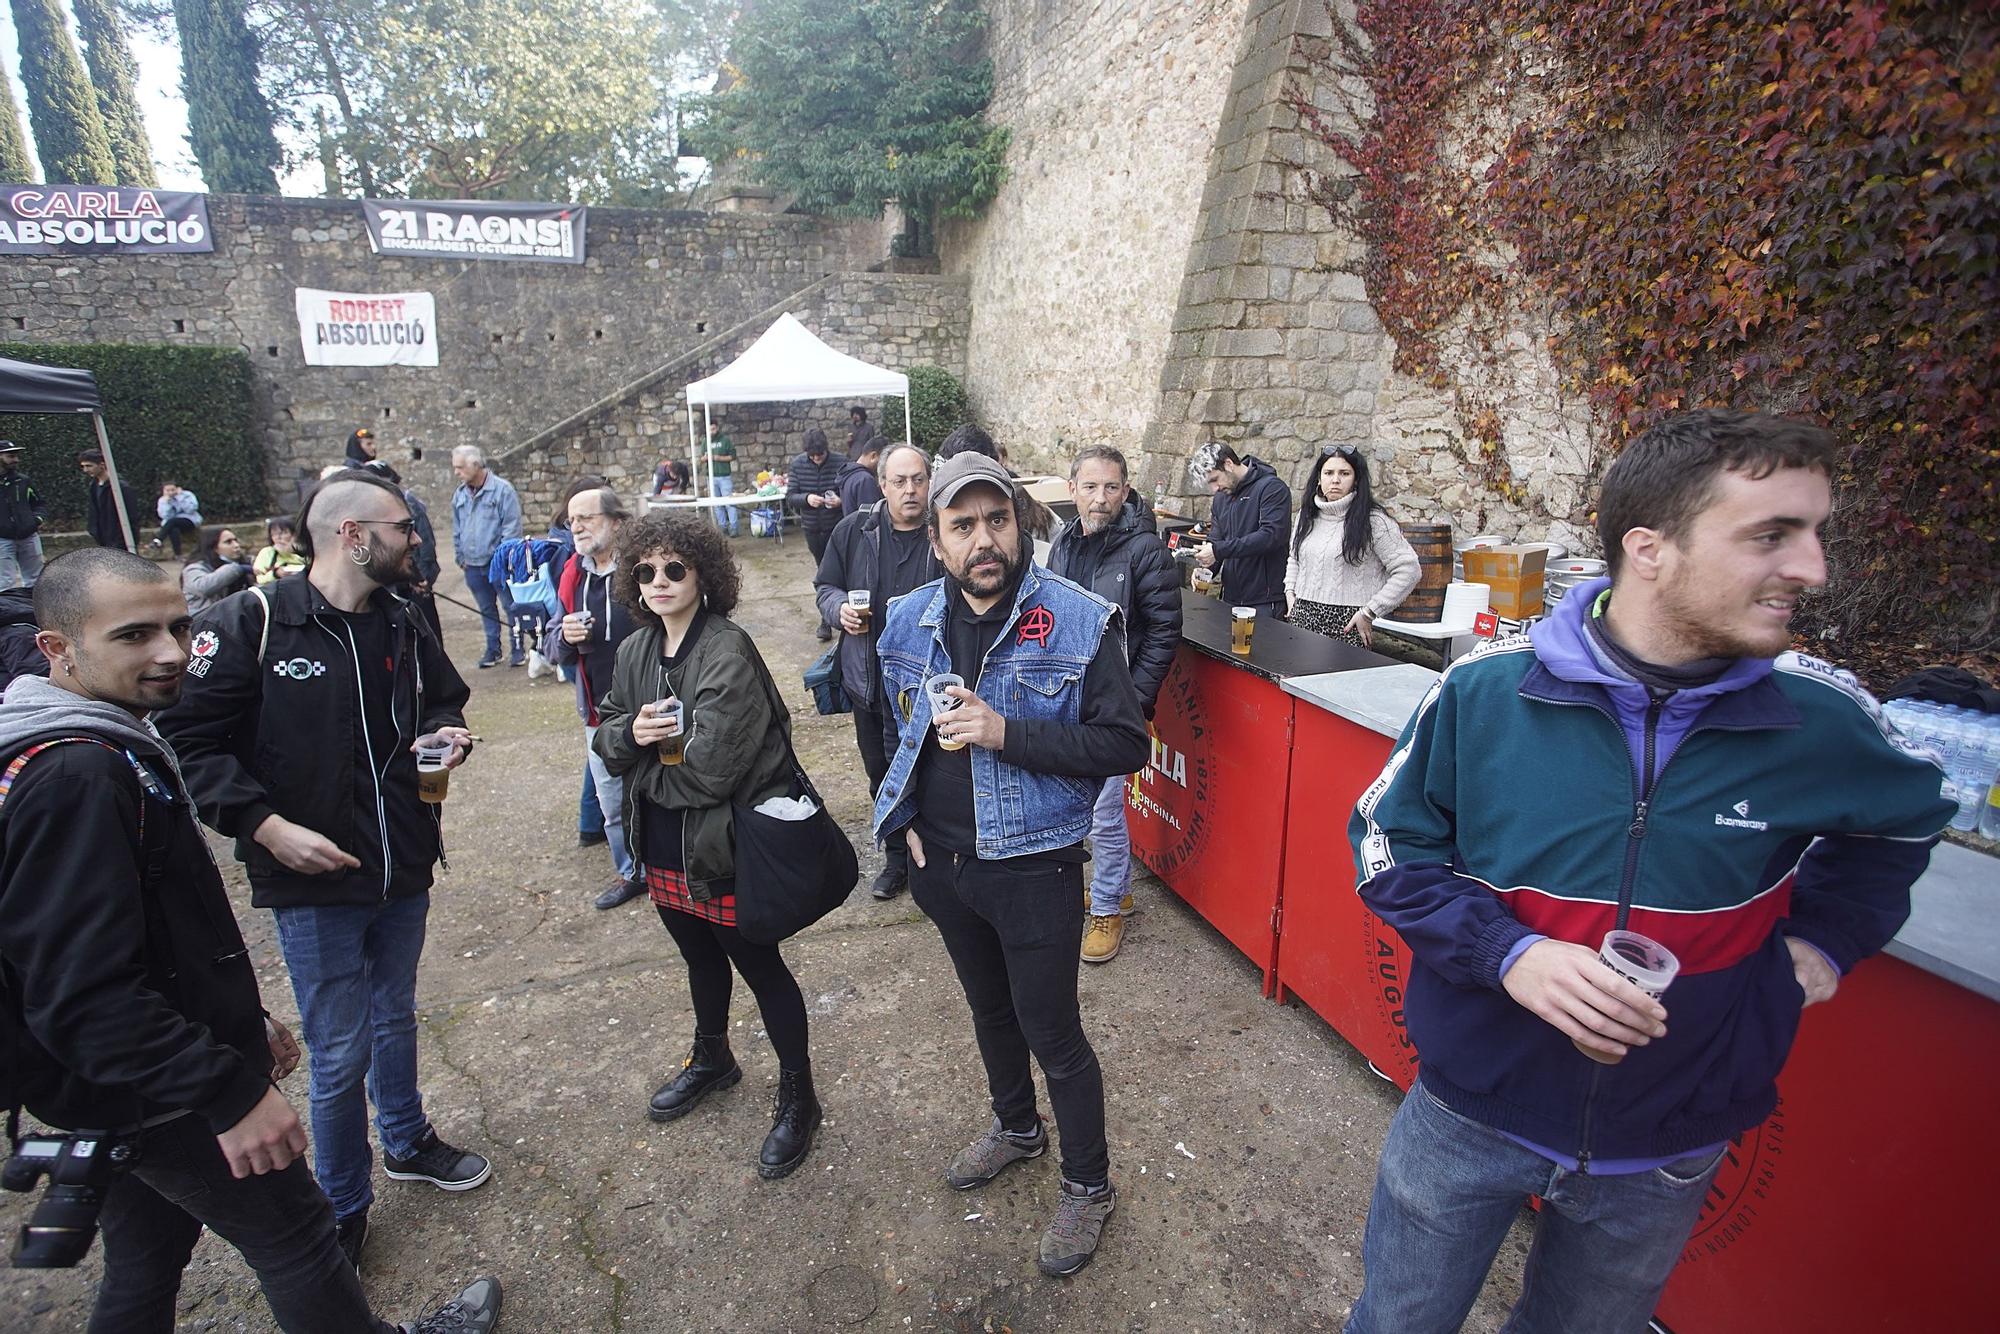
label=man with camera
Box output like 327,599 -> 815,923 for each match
0,548 -> 500,1331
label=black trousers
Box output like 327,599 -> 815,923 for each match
91,1111 -> 394,1334
156,516 -> 197,555
656,905 -> 811,1071
852,703 -> 905,873
804,526 -> 834,629
909,850 -> 1108,1187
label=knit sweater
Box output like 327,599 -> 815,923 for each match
1283,495 -> 1420,616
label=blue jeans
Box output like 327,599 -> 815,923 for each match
272,894 -> 434,1222
580,758 -> 606,836
0,534 -> 44,588
1087,775 -> 1135,916
459,562 -> 515,659
583,724 -> 633,880
710,474 -> 739,535
1346,1082 -> 1724,1334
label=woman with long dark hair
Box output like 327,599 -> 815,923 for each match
591,512 -> 823,1178
180,526 -> 254,614
1284,446 -> 1419,647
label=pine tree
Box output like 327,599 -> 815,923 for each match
71,0 -> 159,186
172,0 -> 281,193
10,0 -> 119,184
0,46 -> 35,183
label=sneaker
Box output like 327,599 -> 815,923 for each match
594,877 -> 644,910
402,1275 -> 502,1333
945,1116 -> 1046,1190
334,1208 -> 368,1273
476,654 -> 501,670
869,865 -> 906,900
508,650 -> 527,668
1081,914 -> 1124,964
1038,1178 -> 1117,1277
384,1130 -> 493,1192
815,623 -> 834,643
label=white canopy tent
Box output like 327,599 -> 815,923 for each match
681,313 -> 912,507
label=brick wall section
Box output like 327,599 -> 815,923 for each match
489,273 -> 971,522
1,195 -> 882,507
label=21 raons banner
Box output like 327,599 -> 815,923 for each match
295,288 -> 439,367
361,198 -> 586,264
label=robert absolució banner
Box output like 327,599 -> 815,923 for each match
296,289 -> 439,368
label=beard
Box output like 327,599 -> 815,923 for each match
363,538 -> 419,586
946,540 -> 1022,598
1655,564 -> 1795,660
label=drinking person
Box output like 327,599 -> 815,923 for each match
592,512 -> 824,1179
1284,446 -> 1419,647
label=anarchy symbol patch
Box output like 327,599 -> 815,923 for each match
1016,605 -> 1054,648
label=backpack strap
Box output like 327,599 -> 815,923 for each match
247,585 -> 272,663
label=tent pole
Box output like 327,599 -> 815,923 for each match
903,393 -> 913,452
93,414 -> 137,551
684,395 -> 699,512
702,405 -> 717,528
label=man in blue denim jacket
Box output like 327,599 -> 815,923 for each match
872,451 -> 1149,1278
449,446 -> 524,667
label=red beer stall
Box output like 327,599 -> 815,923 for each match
1131,592 -> 1998,1330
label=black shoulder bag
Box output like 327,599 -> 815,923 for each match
732,649 -> 859,945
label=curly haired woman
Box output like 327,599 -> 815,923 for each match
590,512 -> 822,1178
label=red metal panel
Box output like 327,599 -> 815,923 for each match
1274,702 -> 1418,1083
1128,649 -> 1290,983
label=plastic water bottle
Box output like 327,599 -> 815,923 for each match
1979,773 -> 2000,840
1951,720 -> 2000,833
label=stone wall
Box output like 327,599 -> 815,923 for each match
492,273 -> 971,521
1,196 -> 882,508
936,0 -> 1252,476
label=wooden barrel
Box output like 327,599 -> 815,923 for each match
1392,522 -> 1452,623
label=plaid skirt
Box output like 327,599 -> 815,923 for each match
644,864 -> 737,927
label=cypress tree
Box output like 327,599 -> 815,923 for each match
9,0 -> 119,184
71,0 -> 159,186
1,47 -> 34,183
172,0 -> 281,194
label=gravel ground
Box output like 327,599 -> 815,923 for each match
3,530 -> 1528,1332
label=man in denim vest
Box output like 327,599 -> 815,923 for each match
872,452 -> 1149,1277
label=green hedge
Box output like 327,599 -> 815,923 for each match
1,342 -> 264,530
881,364 -> 971,452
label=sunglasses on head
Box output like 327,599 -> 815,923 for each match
633,560 -> 690,586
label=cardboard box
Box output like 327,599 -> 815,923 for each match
1463,545 -> 1546,619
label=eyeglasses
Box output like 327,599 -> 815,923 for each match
633,560 -> 690,586
354,518 -> 418,536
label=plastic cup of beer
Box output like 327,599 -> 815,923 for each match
1191,567 -> 1216,595
1230,606 -> 1256,655
415,737 -> 454,803
925,673 -> 968,751
848,588 -> 872,633
655,697 -> 687,765
1572,929 -> 1679,1063
824,490 -> 839,507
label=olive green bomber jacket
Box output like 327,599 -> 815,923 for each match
592,612 -> 795,898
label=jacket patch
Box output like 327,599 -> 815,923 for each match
1017,605 -> 1054,647
191,630 -> 219,659
272,657 -> 327,681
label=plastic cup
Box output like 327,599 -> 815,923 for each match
1231,606 -> 1256,655
654,698 -> 686,765
925,673 -> 968,751
1191,567 -> 1216,594
847,588 -> 872,633
1572,929 -> 1679,1064
415,738 -> 453,803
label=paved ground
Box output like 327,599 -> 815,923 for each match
3,531 -> 1529,1331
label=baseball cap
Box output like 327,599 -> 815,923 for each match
0,441 -> 21,454
929,452 -> 1014,511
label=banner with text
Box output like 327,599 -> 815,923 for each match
0,185 -> 214,254
361,198 -> 587,264
296,289 -> 439,367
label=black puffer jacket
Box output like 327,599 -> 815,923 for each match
156,574 -> 471,909
785,450 -> 846,535
0,471 -> 44,540
1207,455 -> 1293,608
1048,494 -> 1183,715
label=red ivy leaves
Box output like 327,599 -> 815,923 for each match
1289,0 -> 1998,674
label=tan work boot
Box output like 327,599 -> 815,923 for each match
1081,913 -> 1124,963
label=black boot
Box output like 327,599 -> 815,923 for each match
648,1034 -> 741,1122
758,1067 -> 823,1179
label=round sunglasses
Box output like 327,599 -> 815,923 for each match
632,559 -> 690,586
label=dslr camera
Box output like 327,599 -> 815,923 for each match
3,1131 -> 136,1267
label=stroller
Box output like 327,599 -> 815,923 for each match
487,535 -> 567,676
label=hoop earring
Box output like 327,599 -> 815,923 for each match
348,544 -> 371,567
